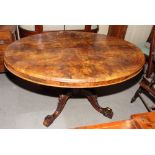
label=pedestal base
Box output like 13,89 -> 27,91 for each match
43,89 -> 113,127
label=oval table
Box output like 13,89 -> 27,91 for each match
4,31 -> 145,127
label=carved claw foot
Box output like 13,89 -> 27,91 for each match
43,115 -> 55,127
86,91 -> 114,119
102,107 -> 113,119
43,93 -> 71,127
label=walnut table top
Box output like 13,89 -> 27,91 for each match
4,31 -> 145,88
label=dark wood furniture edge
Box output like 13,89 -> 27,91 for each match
140,78 -> 155,96
146,28 -> 155,78
0,25 -> 17,72
76,112 -> 155,129
4,61 -> 144,88
107,25 -> 128,40
147,25 -> 155,43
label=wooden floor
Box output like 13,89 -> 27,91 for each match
76,112 -> 155,129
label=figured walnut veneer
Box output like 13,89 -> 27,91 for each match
4,31 -> 145,88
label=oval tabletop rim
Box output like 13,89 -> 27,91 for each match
4,31 -> 145,88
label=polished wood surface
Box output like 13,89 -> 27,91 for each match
0,25 -> 17,72
0,25 -> 17,33
4,31 -> 145,88
77,120 -> 138,129
107,25 -> 128,40
131,112 -> 155,129
0,44 -> 9,72
76,112 -> 155,129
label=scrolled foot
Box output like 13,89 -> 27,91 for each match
43,92 -> 72,127
43,115 -> 55,127
102,107 -> 113,119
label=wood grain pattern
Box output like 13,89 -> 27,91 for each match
0,44 -> 9,72
0,25 -> 17,72
107,25 -> 128,40
76,112 -> 155,129
4,31 -> 145,88
76,120 -> 138,129
0,25 -> 17,33
131,112 -> 155,129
